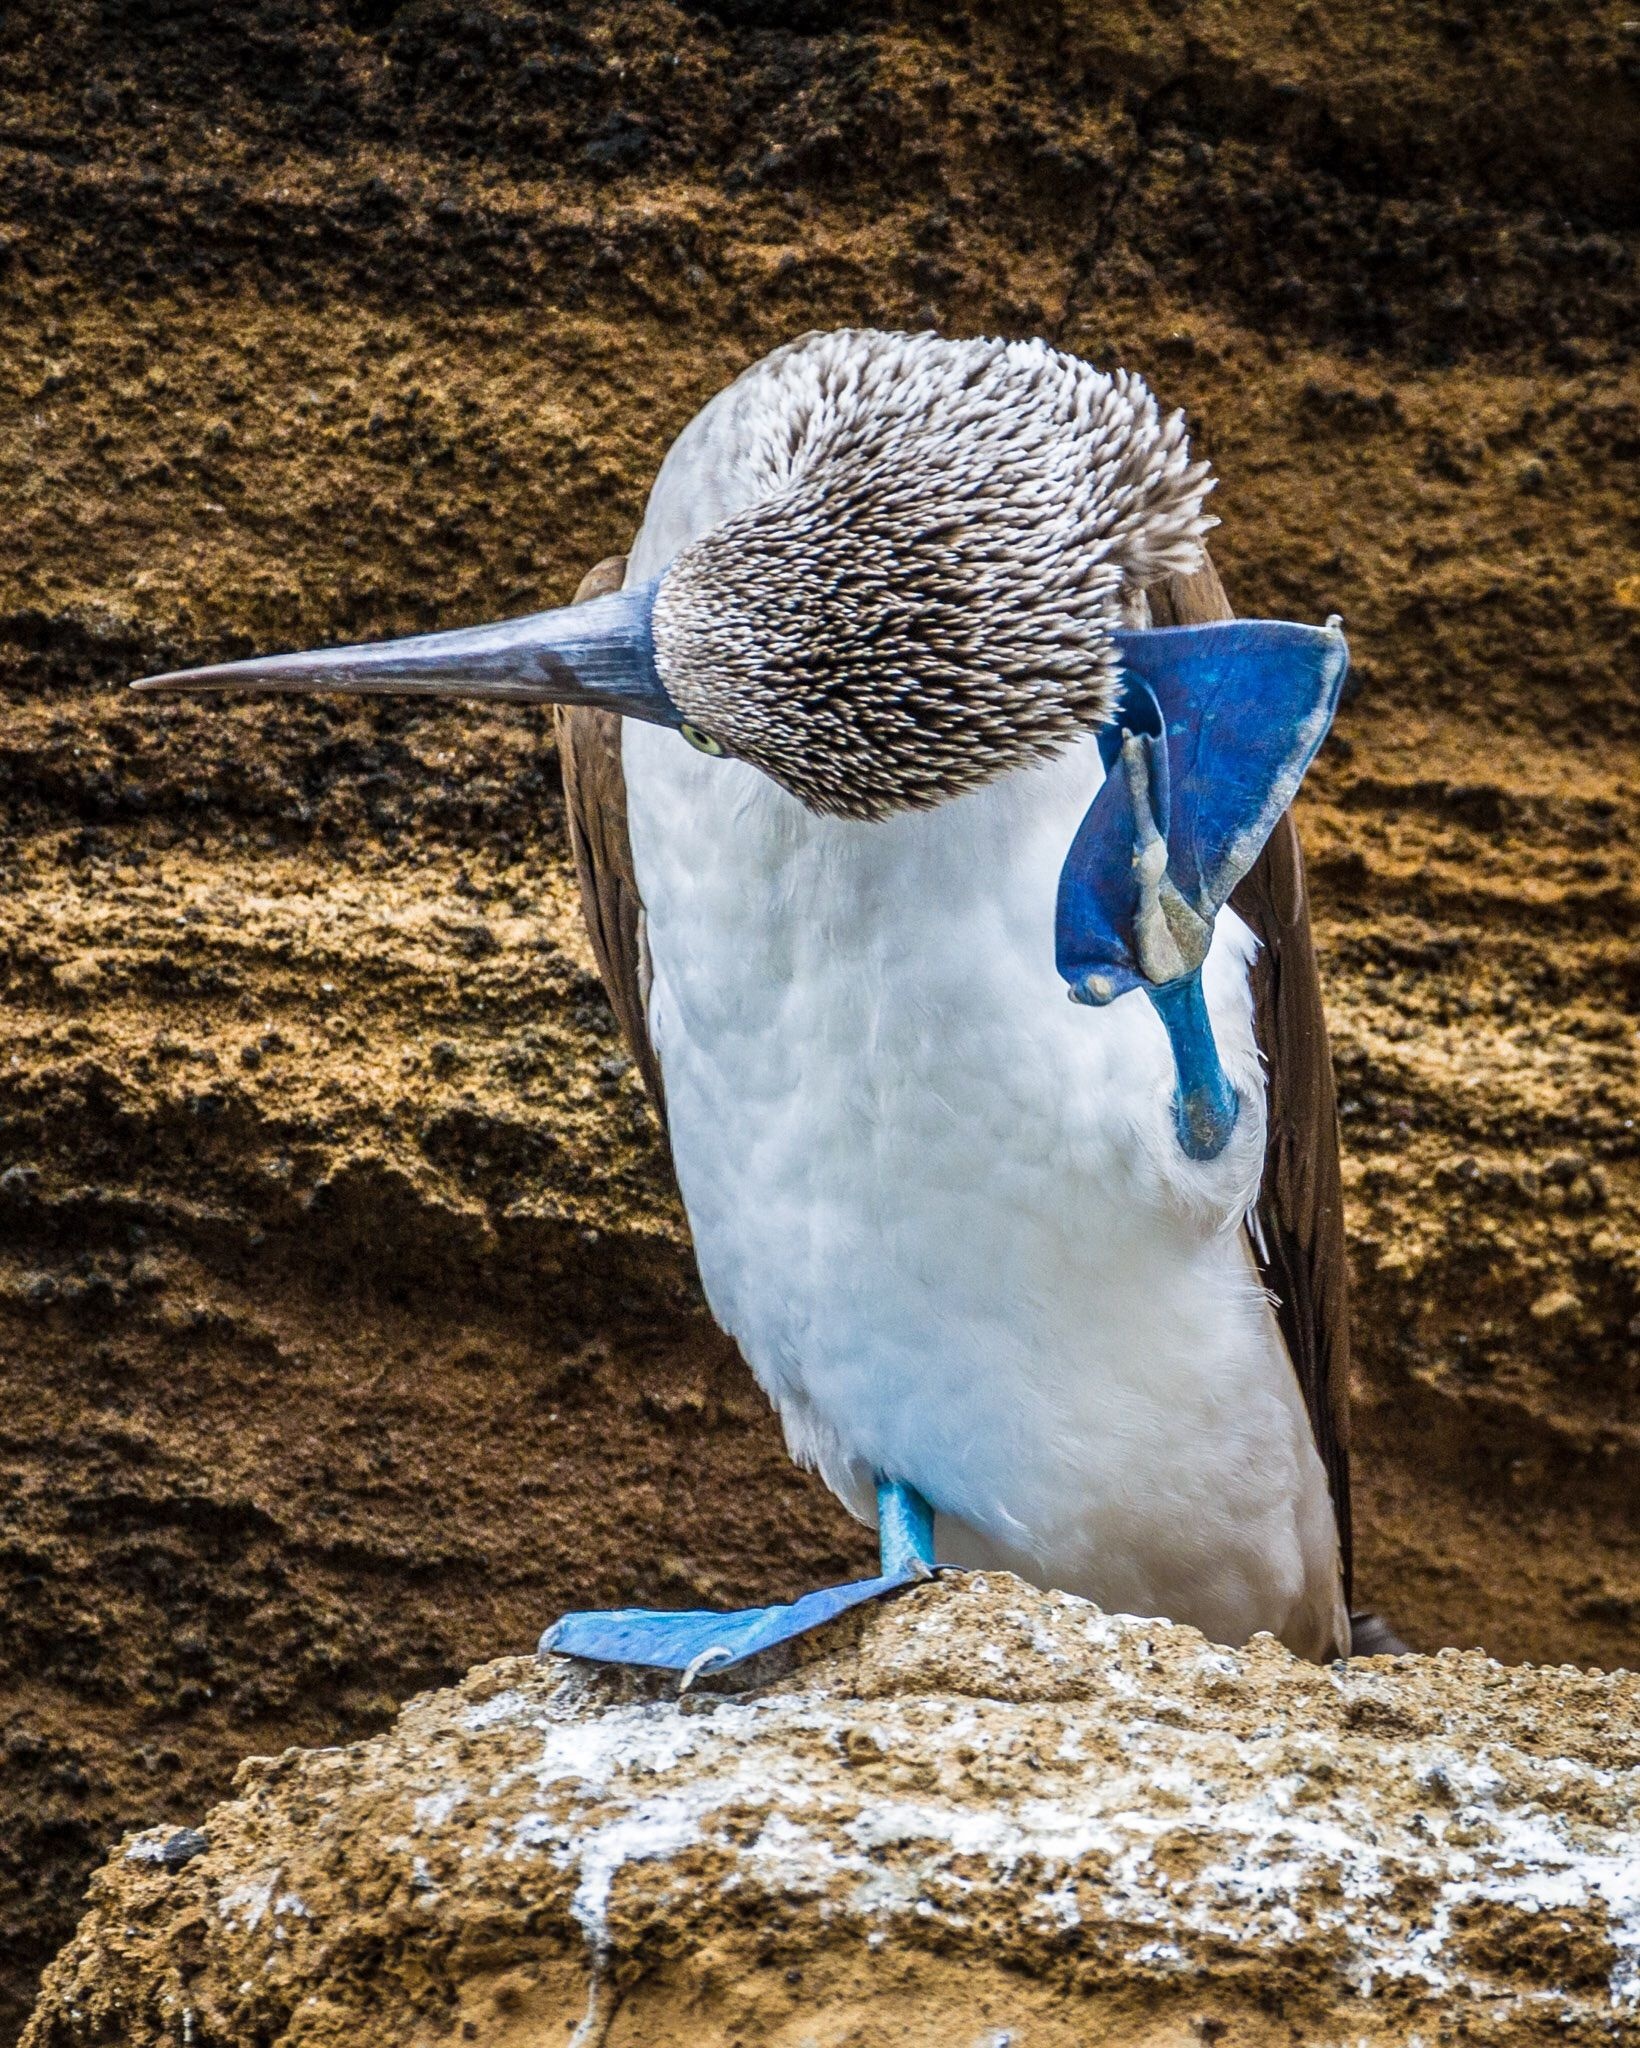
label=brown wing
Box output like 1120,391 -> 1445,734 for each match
555,555 -> 668,1128
1149,554 -> 1355,1602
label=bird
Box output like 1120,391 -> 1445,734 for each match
136,329 -> 1402,1672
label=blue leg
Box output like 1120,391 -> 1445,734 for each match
540,1476 -> 939,1676
1145,970 -> 1239,1162
876,1475 -> 937,1574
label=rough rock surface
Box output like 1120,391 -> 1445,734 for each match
25,1576 -> 1640,2047
0,0 -> 1637,2033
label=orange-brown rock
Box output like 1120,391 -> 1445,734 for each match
26,1577 -> 1640,2047
0,0 -> 1635,2034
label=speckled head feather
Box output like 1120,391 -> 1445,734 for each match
648,330 -> 1215,819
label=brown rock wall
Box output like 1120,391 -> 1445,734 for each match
0,0 -> 1634,2034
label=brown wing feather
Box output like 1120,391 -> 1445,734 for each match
555,555 -> 668,1129
1149,554 -> 1355,1601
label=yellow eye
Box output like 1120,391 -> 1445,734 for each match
680,722 -> 726,757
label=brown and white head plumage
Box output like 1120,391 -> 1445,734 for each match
648,330 -> 1215,819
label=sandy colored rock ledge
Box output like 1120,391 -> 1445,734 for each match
25,1576 -> 1640,2048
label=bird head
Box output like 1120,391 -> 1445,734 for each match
133,331 -> 1215,820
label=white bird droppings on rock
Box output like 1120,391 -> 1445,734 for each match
23,1575 -> 1640,2048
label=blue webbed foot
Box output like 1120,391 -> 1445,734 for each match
540,1477 -> 938,1678
1056,617 -> 1348,1161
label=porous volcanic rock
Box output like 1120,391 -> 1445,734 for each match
24,1576 -> 1640,2048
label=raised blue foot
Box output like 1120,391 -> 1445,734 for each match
540,1476 -> 939,1677
1057,617 -> 1348,1162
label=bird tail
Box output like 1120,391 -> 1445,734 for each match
1349,1610 -> 1415,1658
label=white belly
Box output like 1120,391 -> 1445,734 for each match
619,720 -> 1345,1660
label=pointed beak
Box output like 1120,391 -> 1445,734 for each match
130,579 -> 680,726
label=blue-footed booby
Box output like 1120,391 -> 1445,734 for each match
136,330 -> 1399,1670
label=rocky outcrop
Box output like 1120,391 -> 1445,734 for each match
25,1577 -> 1640,2047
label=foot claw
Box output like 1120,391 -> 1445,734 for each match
677,1644 -> 737,1693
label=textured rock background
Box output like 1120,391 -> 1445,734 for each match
0,0 -> 1635,2035
24,1577 -> 1640,2047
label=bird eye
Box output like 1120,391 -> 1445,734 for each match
680,723 -> 726,757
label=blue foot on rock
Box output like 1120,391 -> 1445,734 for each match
540,1476 -> 939,1677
